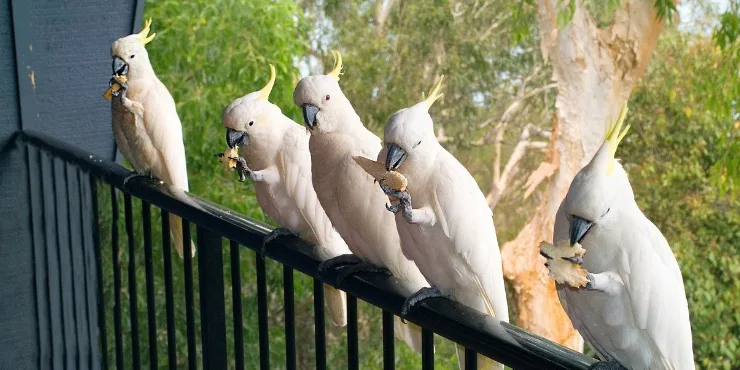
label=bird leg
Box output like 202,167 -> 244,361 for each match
233,157 -> 253,183
122,170 -> 153,187
379,182 -> 414,222
317,254 -> 390,286
260,227 -> 297,258
233,157 -> 279,184
587,360 -> 627,370
401,286 -> 445,316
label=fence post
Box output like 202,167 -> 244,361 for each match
197,226 -> 227,370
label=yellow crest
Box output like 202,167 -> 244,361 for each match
421,75 -> 444,111
327,50 -> 343,81
136,18 -> 156,46
258,64 -> 276,101
605,103 -> 630,175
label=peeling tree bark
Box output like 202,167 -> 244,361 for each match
500,0 -> 670,350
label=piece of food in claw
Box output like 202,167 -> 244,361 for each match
103,74 -> 128,100
540,240 -> 589,288
215,147 -> 239,169
353,156 -> 408,201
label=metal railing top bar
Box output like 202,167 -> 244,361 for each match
18,130 -> 596,370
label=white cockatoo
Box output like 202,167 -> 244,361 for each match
376,76 -> 509,370
106,19 -> 195,258
292,51 -> 429,353
220,64 -> 351,327
543,105 -> 695,370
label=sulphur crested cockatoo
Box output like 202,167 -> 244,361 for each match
542,105 -> 695,370
377,76 -> 508,370
293,51 -> 429,353
106,19 -> 195,258
220,64 -> 351,327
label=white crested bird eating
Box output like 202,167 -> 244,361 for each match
219,64 -> 351,327
542,104 -> 695,370
293,50 -> 429,353
371,75 -> 509,370
104,19 -> 195,258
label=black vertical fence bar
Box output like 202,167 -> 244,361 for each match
29,147 -> 51,369
347,295 -> 359,370
197,226 -> 227,370
283,266 -> 296,370
465,347 -> 478,370
68,165 -> 88,369
89,177 -> 107,370
313,280 -> 326,370
71,167 -> 91,369
79,171 -> 99,370
229,241 -> 244,370
110,186 -> 123,370
54,158 -> 76,370
161,211 -> 177,370
256,254 -> 269,370
382,311 -> 395,370
422,329 -> 434,370
40,152 -> 62,370
182,220 -> 197,370
124,194 -> 141,369
142,202 -> 158,368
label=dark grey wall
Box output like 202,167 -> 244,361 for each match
1,0 -> 143,368
0,0 -> 34,367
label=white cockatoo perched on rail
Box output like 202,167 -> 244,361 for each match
219,64 -> 351,327
104,19 -> 195,258
372,76 -> 509,370
541,104 -> 695,370
292,51 -> 429,353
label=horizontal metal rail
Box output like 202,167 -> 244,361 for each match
17,129 -> 595,370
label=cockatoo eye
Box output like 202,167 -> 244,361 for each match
130,54 -> 135,59
412,140 -> 422,148
248,121 -> 254,127
325,95 -> 331,101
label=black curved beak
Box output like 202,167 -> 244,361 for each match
569,215 -> 594,246
385,143 -> 407,171
226,128 -> 249,149
113,56 -> 128,76
302,104 -> 319,129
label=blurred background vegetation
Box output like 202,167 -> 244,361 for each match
99,0 -> 739,369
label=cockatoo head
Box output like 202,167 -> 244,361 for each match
293,51 -> 355,134
562,104 -> 632,246
110,18 -> 156,80
222,64 -> 284,151
383,75 -> 445,172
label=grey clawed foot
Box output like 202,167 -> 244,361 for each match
111,76 -> 128,98
260,227 -> 296,258
317,254 -> 390,286
401,286 -> 444,317
587,360 -> 628,370
233,157 -> 252,182
122,171 -> 152,187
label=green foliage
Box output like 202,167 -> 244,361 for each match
98,1 -> 739,369
626,29 -> 740,369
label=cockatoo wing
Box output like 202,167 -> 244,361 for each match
619,213 -> 693,369
141,80 -> 189,192
430,153 -> 509,322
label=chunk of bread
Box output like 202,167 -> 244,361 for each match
540,240 -> 589,288
218,147 -> 239,169
353,156 -> 408,201
103,75 -> 128,101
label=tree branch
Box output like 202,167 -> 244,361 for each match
374,0 -> 397,36
487,124 -> 542,209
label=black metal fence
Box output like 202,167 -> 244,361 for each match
18,129 -> 596,370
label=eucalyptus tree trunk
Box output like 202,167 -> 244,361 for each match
501,0 -> 670,350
